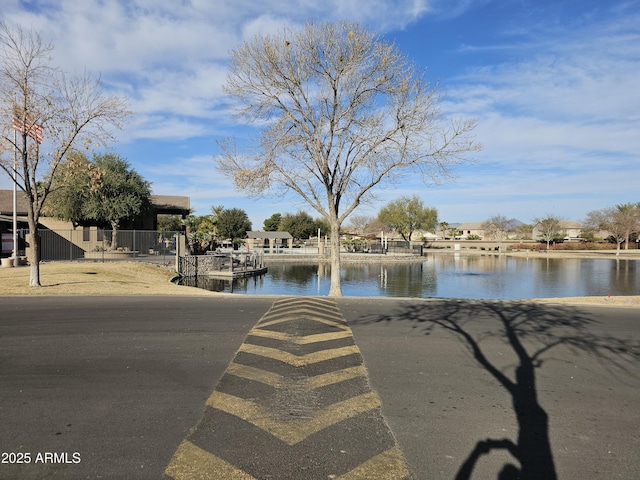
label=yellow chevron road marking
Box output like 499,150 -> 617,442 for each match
271,297 -> 340,310
207,390 -> 381,445
257,313 -> 347,330
336,446 -> 410,480
225,362 -> 283,386
306,365 -> 367,389
238,343 -> 359,366
165,440 -> 255,480
226,362 -> 367,389
263,302 -> 338,311
164,298 -> 412,479
248,328 -> 353,344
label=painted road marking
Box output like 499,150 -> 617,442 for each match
238,343 -> 361,367
164,297 -> 412,479
207,390 -> 381,445
165,441 -> 255,480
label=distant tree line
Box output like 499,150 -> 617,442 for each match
340,199 -> 639,254
263,211 -> 329,240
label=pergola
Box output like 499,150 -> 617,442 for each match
246,231 -> 293,251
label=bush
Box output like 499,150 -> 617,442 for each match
550,242 -> 612,251
510,243 -> 545,251
509,242 -> 613,251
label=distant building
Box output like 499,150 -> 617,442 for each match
532,220 -> 583,241
245,231 -> 293,251
456,222 -> 486,239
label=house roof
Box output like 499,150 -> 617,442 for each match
247,231 -> 293,240
150,195 -> 190,215
0,190 -> 189,216
457,222 -> 485,230
558,220 -> 582,229
0,190 -> 30,215
0,213 -> 28,224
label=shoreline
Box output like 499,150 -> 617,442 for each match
0,259 -> 638,307
263,249 -> 640,263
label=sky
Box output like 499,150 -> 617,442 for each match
1,0 -> 638,229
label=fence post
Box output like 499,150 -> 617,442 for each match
175,234 -> 185,274
175,234 -> 180,273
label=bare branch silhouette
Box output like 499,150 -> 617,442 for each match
356,300 -> 639,479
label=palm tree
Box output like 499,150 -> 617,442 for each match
439,221 -> 450,239
211,204 -> 225,240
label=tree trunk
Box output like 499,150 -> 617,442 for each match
111,222 -> 119,250
27,230 -> 41,287
513,364 -> 558,480
328,220 -> 342,296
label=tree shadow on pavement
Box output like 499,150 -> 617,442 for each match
355,300 -> 639,480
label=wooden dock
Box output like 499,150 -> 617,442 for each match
178,251 -> 267,278
208,266 -> 268,278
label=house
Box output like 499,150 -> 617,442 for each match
532,220 -> 583,241
0,189 -> 190,257
456,222 -> 486,239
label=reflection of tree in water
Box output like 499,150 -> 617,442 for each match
608,259 -> 639,296
268,262 -> 437,297
375,262 -> 437,298
363,300 -> 639,479
178,275 -> 266,293
267,263 -> 318,284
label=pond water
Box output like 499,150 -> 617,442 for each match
178,254 -> 640,300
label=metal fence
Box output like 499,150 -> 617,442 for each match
19,229 -> 182,262
178,251 -> 265,277
345,240 -> 423,255
14,229 -> 422,262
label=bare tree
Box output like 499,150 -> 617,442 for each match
0,22 -> 129,286
534,215 -> 565,250
482,215 -> 517,252
584,203 -> 640,255
346,214 -> 375,235
216,21 -> 480,295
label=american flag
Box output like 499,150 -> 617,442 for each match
12,116 -> 44,144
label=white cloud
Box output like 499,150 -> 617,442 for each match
445,7 -> 640,176
3,1 -> 636,225
2,0 -> 445,144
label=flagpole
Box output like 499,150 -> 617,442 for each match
13,128 -> 18,266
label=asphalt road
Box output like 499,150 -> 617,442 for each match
1,296 -> 638,480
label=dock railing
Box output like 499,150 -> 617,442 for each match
178,251 -> 265,277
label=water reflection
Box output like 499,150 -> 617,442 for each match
177,255 -> 639,299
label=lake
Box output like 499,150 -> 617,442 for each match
178,254 -> 640,300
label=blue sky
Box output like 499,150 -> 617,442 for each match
2,0 -> 638,229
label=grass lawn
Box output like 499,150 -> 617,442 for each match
0,261 -> 214,296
